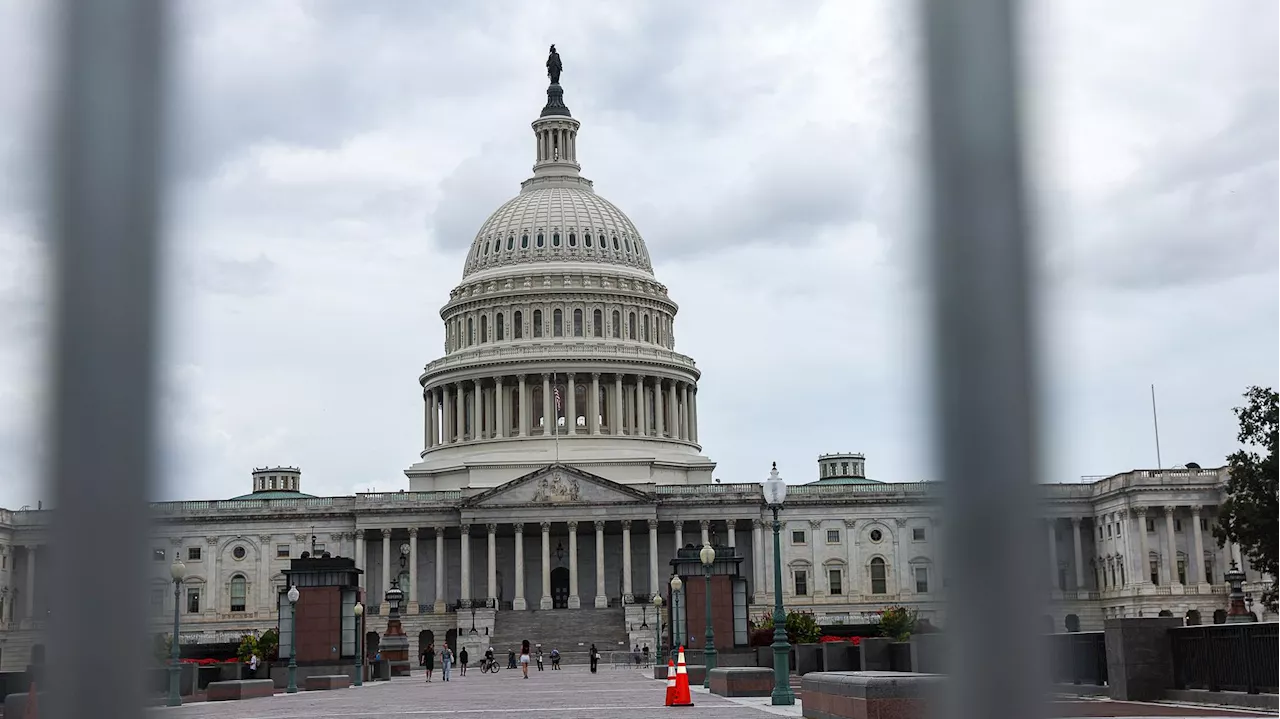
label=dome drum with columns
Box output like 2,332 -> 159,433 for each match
408,75 -> 713,492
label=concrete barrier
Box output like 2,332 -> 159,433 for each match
4,691 -> 45,717
708,667 -> 774,697
304,674 -> 351,691
206,679 -> 276,701
801,671 -> 943,719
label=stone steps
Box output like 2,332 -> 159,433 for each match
492,607 -> 627,658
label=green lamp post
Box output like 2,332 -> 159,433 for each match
166,554 -> 187,707
699,543 -> 718,688
763,462 -> 795,705
353,601 -> 364,686
652,594 -> 663,668
286,585 -> 300,693
669,574 -> 683,664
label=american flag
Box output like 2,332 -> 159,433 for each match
553,385 -> 562,413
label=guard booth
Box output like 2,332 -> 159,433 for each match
669,546 -> 749,649
279,556 -> 364,679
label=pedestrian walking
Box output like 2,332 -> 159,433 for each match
520,639 -> 531,679
550,648 -> 560,670
535,644 -> 544,671
459,646 -> 469,676
423,643 -> 435,682
589,643 -> 599,673
507,648 -> 517,669
440,644 -> 453,681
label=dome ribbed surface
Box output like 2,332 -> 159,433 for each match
462,186 -> 654,278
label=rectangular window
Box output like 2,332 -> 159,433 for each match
1175,519 -> 1182,532
794,570 -> 808,596
871,562 -> 887,594
1149,560 -> 1160,586
828,569 -> 843,595
187,588 -> 201,613
150,588 -> 165,615
1099,526 -> 1104,540
1177,560 -> 1186,585
915,566 -> 929,593
187,547 -> 201,562
313,543 -> 326,554
791,530 -> 806,545
1106,524 -> 1112,538
277,544 -> 291,558
826,529 -> 840,544
1146,519 -> 1155,532
1204,559 -> 1213,584
152,548 -> 167,562
1200,518 -> 1208,531
912,527 -> 925,542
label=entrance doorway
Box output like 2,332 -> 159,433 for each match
551,567 -> 570,609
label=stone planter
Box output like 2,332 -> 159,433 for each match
820,641 -> 861,672
909,634 -> 946,674
888,641 -> 913,672
858,637 -> 894,671
794,643 -> 825,675
755,645 -> 797,671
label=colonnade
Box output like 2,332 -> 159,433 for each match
423,372 -> 698,448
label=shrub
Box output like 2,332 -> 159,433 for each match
748,628 -> 775,647
786,610 -> 822,644
236,634 -> 259,664
876,606 -> 918,642
258,628 -> 280,661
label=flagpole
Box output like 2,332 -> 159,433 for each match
1150,384 -> 1162,470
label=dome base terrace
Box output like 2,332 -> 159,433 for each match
405,433 -> 715,491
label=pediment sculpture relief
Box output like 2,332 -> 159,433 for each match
532,471 -> 582,504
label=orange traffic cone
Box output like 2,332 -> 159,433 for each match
664,659 -> 677,706
23,681 -> 37,719
672,646 -> 694,707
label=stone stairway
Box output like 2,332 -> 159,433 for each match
491,607 -> 628,664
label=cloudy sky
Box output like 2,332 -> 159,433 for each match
0,1 -> 1275,505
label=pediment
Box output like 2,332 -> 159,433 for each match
464,464 -> 653,508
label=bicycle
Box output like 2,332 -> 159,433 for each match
480,657 -> 501,674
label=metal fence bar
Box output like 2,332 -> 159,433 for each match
918,1 -> 1048,718
45,1 -> 168,718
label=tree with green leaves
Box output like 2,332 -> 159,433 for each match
1213,386 -> 1277,607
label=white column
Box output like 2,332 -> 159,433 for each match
636,377 -> 647,436
495,377 -> 506,439
1071,517 -> 1084,591
454,381 -> 465,442
727,520 -> 737,551
542,374 -> 553,435
472,380 -> 482,440
674,520 -> 684,551
1191,505 -> 1206,585
594,521 -> 607,608
355,530 -> 366,574
590,373 -> 601,435
752,520 -> 765,602
424,390 -> 435,448
568,521 -> 581,608
487,523 -> 498,602
566,372 -> 578,435
648,519 -> 660,596
845,519 -> 860,596
689,387 -> 698,444
24,546 -> 36,619
612,375 -> 623,434
1118,512 -> 1132,586
668,382 -> 678,439
540,522 -> 553,609
1135,509 -> 1150,584
441,385 -> 452,443
434,527 -> 446,612
622,520 -> 634,602
1164,506 -> 1181,586
513,523 -> 527,610
518,375 -> 528,437
654,378 -> 665,437
460,525 -> 471,602
381,529 -> 393,608
408,528 -> 419,613
700,519 -> 710,546
680,383 -> 690,440
1047,520 -> 1060,590
207,539 -> 219,614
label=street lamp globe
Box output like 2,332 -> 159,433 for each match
670,574 -> 682,593
170,557 -> 187,582
699,543 -> 716,566
287,585 -> 300,604
353,601 -> 364,617
763,461 -> 787,506
652,595 -> 663,608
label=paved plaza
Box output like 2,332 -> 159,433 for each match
149,666 -> 794,718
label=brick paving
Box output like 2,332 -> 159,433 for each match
149,665 -> 783,718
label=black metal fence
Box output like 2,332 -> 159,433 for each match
1171,622 -> 1279,695
1047,631 -> 1108,686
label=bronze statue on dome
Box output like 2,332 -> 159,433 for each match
547,44 -> 562,85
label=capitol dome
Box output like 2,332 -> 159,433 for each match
405,67 -> 715,492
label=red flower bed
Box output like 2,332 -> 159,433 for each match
179,658 -> 238,665
818,635 -> 862,645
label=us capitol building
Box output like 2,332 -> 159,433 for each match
0,60 -> 1271,669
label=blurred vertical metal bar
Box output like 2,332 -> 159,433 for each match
45,1 -> 167,718
918,2 -> 1048,719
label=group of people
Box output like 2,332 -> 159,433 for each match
417,640 -> 602,679
418,643 -> 464,681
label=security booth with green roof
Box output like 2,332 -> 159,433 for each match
275,556 -> 363,686
668,546 -> 749,649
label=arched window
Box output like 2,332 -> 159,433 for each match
507,236 -> 514,251
624,237 -> 632,253
585,233 -> 593,248
553,309 -> 563,336
496,313 -> 505,341
532,310 -> 543,338
230,575 -> 247,612
612,236 -> 620,250
536,233 -> 545,248
612,310 -> 621,338
628,312 -> 637,339
642,315 -> 650,342
479,315 -> 488,343
573,309 -> 583,337
568,233 -> 577,247
513,311 -> 523,339
482,240 -> 489,255
593,309 -> 603,337
467,317 -> 474,346
521,234 -> 529,249
552,232 -> 561,247
870,558 -> 887,594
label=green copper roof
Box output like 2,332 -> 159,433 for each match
805,477 -> 884,486
227,490 -> 317,501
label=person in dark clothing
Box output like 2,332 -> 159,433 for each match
423,643 -> 435,682
589,643 -> 599,673
507,648 -> 517,669
459,647 -> 469,676
550,648 -> 560,669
